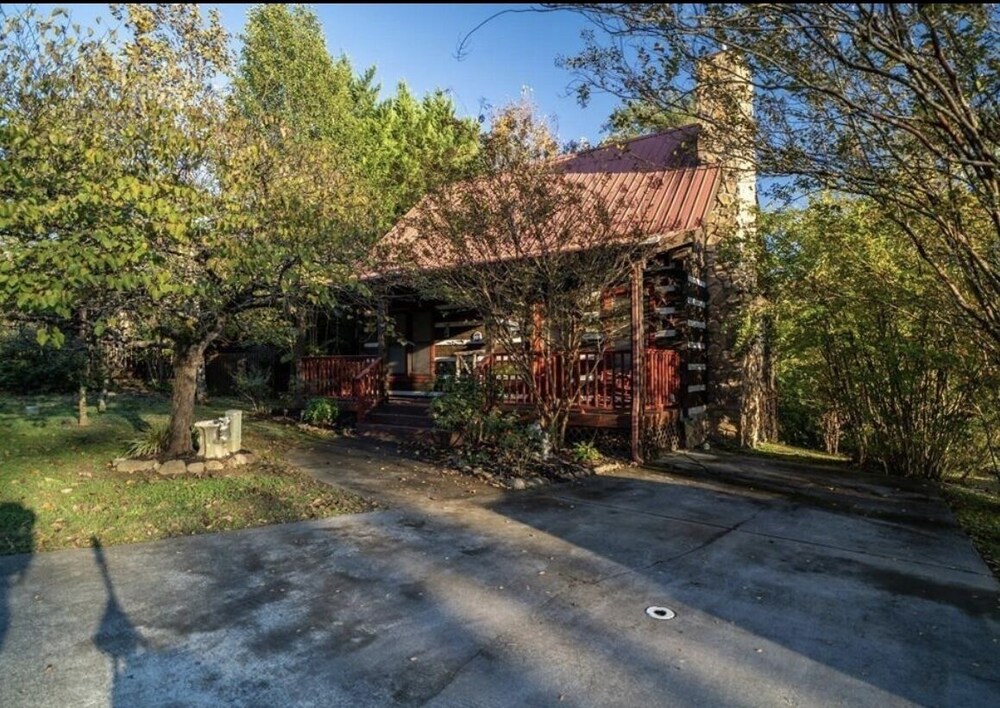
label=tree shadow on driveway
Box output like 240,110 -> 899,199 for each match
0,503 -> 34,653
486,462 -> 1000,706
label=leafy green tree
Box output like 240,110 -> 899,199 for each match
368,83 -> 480,230
235,4 -> 377,147
0,5 -> 363,457
394,102 -> 651,450
763,197 -> 996,479
236,4 -> 479,235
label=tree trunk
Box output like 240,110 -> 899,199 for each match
761,314 -> 779,443
166,343 -> 209,458
551,406 -> 569,454
822,409 -> 841,455
78,306 -> 89,426
78,384 -> 89,427
290,308 -> 311,407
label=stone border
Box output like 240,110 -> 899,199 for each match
446,457 -> 601,491
112,452 -> 256,476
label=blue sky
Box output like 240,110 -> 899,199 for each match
37,3 -> 622,145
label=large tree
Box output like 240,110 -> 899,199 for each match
0,5 -> 363,457
235,4 -> 378,148
233,4 -> 480,386
553,3 -> 1000,363
236,4 -> 479,236
391,103 -> 650,448
368,83 -> 480,231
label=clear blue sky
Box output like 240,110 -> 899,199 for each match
38,3 -> 622,145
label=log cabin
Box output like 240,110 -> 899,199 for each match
299,52 -> 761,460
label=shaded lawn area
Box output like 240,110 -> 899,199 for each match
942,472 -> 1000,578
0,393 -> 374,555
751,441 -> 999,578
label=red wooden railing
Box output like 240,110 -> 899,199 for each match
299,349 -> 677,418
476,348 -> 680,412
645,348 -> 680,411
299,355 -> 381,398
353,357 -> 386,422
477,350 -> 641,411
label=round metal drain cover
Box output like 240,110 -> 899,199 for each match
645,606 -> 676,620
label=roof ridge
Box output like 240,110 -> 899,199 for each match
597,122 -> 701,150
550,123 -> 701,165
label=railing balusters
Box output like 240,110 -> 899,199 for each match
299,355 -> 384,416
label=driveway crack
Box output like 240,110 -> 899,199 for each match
417,648 -> 485,706
588,507 -> 767,587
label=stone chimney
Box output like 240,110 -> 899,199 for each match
692,50 -> 770,447
696,49 -> 756,246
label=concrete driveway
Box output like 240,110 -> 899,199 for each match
1,440 -> 997,707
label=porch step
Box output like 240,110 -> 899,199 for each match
357,397 -> 437,440
364,410 -> 435,428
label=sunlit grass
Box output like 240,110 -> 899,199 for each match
0,393 -> 374,555
751,440 -> 850,465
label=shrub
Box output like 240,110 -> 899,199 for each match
302,397 -> 338,426
492,417 -> 544,475
431,376 -> 496,441
124,423 -> 171,459
571,441 -> 602,465
433,376 -> 544,473
0,327 -> 87,394
234,363 -> 272,414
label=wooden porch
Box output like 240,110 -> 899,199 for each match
298,247 -> 708,458
298,347 -> 681,428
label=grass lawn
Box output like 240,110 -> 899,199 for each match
751,440 -> 851,466
0,393 -> 374,555
942,472 -> 1000,578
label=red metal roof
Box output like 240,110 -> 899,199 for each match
376,126 -> 719,272
557,124 -> 701,174
568,165 -> 719,237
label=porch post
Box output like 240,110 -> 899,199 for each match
376,286 -> 389,397
630,260 -> 646,463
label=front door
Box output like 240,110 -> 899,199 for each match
409,310 -> 434,390
386,309 -> 435,392
387,312 -> 408,383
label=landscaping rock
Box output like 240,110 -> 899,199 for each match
187,462 -> 205,474
158,460 -> 187,476
511,478 -> 527,490
206,460 -> 225,472
115,459 -> 159,474
229,452 -> 255,467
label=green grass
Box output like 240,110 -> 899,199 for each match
0,393 -> 374,555
942,472 -> 1000,578
749,440 -> 850,466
